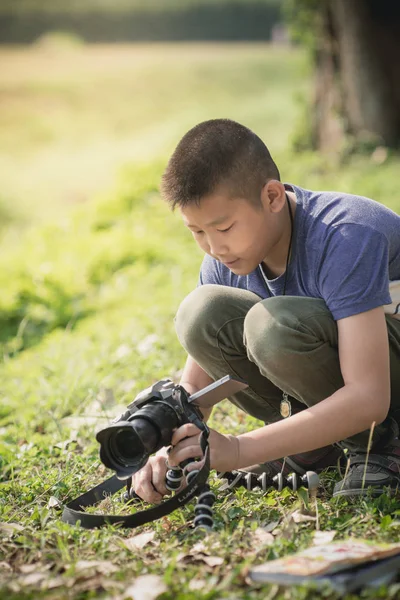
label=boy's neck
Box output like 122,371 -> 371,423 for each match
261,192 -> 296,279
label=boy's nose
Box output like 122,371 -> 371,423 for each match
209,244 -> 229,259
208,238 -> 228,258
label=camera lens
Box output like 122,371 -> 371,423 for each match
97,419 -> 159,478
97,395 -> 183,479
111,428 -> 142,463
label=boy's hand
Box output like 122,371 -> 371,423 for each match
168,423 -> 240,473
131,447 -> 171,504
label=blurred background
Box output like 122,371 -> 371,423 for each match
1,0 -> 399,233
0,0 -> 399,360
0,0 -> 289,230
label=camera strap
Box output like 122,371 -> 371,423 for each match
61,431 -> 210,529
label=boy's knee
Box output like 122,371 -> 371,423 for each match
244,297 -> 288,364
174,284 -> 227,353
244,295 -> 333,369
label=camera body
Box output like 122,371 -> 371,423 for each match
96,375 -> 248,480
96,379 -> 204,480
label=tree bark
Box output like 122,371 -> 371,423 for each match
314,0 -> 400,150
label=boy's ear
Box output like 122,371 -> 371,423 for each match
261,180 -> 286,212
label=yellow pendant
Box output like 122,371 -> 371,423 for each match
280,392 -> 292,418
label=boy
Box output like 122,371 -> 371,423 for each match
132,118 -> 400,503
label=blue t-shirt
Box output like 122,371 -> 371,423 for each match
198,184 -> 400,321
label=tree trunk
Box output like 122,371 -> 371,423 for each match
314,0 -> 400,151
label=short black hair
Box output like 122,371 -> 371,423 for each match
161,118 -> 280,210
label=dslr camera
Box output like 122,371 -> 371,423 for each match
96,375 -> 247,480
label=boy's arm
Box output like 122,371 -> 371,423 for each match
179,355 -> 214,421
236,306 -> 391,468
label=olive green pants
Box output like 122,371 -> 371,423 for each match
175,284 -> 400,451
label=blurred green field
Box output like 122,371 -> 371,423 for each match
0,43 -> 308,226
1,43 -> 400,600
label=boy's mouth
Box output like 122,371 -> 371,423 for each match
222,259 -> 239,267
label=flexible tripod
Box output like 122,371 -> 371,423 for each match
163,463 -> 320,530
166,460 -> 216,530
217,469 -> 320,494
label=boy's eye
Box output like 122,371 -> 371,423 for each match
217,225 -> 233,233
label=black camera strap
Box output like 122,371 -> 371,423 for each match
62,432 -> 210,529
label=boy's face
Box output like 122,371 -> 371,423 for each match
180,187 -> 284,276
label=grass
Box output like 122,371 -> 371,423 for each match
1,42 -> 400,600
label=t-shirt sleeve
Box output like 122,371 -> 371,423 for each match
318,223 -> 392,320
198,254 -> 222,286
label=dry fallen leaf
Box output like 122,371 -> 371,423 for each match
290,509 -> 317,524
3,563 -> 55,592
160,517 -> 173,533
173,552 -> 186,563
0,522 -> 24,537
72,573 -> 112,594
97,495 -> 114,513
272,514 -> 298,540
313,530 -> 336,545
47,496 -> 61,509
123,532 -> 155,551
188,579 -> 207,591
191,540 -> 209,555
74,560 -> 118,576
263,520 -> 280,533
19,564 -> 50,574
201,556 -> 224,567
18,573 -> 48,587
176,551 -> 223,568
54,438 -> 79,451
43,576 -> 66,590
123,574 -> 167,600
252,527 -> 275,548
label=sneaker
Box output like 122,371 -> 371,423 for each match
333,445 -> 400,498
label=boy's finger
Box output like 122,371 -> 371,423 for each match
152,459 -> 169,496
135,477 -> 163,504
167,439 -> 193,465
184,457 -> 205,473
171,423 -> 200,445
168,444 -> 203,467
169,436 -> 197,455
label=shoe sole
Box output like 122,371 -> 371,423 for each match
333,488 -> 391,498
